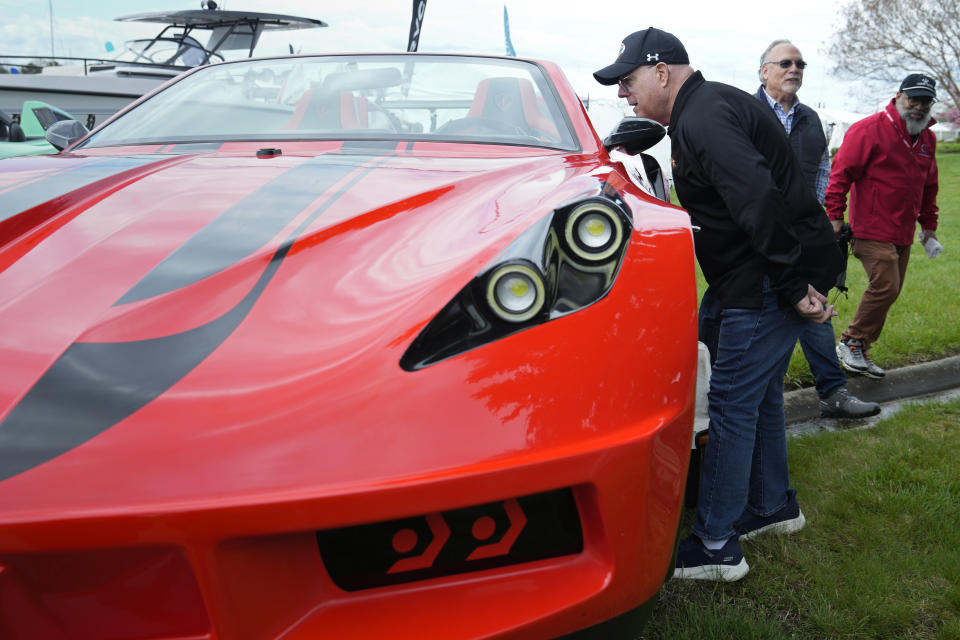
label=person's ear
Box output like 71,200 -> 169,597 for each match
656,62 -> 669,88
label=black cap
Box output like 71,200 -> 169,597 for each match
593,28 -> 689,85
899,73 -> 937,99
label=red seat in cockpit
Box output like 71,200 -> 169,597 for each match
283,90 -> 369,130
467,77 -> 559,138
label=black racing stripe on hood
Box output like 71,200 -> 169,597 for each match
0,156 -> 390,483
0,249 -> 281,484
118,155 -> 365,305
0,157 -> 160,223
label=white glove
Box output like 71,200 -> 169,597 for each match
920,233 -> 943,259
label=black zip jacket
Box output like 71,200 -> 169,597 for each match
669,72 -> 840,308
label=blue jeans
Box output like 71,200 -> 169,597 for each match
799,318 -> 846,399
694,284 -> 806,542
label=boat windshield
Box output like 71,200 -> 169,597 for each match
80,55 -> 578,151
114,35 -> 211,67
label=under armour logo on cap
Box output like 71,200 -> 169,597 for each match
647,53 -> 659,61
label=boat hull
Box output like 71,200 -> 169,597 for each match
0,74 -> 164,127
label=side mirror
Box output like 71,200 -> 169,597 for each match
603,117 -> 666,153
45,119 -> 88,151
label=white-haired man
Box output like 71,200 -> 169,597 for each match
755,39 -> 880,420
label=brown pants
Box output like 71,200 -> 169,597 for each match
841,239 -> 911,351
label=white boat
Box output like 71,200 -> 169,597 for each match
0,7 -> 326,128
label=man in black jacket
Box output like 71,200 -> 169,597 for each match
755,38 -> 879,421
595,28 -> 842,582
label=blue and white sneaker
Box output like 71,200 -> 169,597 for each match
734,489 -> 806,541
673,534 -> 749,582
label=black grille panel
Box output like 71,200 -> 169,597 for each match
316,488 -> 583,591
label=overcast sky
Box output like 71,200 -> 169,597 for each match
1,0 -> 895,115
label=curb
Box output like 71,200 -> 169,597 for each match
784,354 -> 960,424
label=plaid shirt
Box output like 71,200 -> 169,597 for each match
762,90 -> 831,205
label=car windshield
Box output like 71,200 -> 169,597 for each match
81,54 -> 578,150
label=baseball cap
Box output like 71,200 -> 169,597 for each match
593,27 -> 689,86
899,74 -> 937,99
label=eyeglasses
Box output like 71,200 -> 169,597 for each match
618,72 -> 637,91
904,95 -> 936,107
763,59 -> 807,70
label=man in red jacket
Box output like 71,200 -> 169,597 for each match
826,74 -> 941,379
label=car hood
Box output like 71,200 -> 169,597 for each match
0,143 -> 608,514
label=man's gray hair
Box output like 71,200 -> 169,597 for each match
758,38 -> 793,84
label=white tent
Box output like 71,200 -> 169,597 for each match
816,107 -> 871,151
931,122 -> 958,142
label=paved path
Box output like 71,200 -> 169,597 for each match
784,354 -> 960,434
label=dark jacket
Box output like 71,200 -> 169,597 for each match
753,86 -> 827,198
825,99 -> 939,245
668,72 -> 840,309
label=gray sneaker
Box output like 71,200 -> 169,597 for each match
819,387 -> 881,419
836,339 -> 868,373
862,352 -> 886,379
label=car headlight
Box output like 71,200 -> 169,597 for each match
486,262 -> 546,323
401,191 -> 633,371
563,202 -> 624,262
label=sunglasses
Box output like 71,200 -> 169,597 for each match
764,59 -> 807,70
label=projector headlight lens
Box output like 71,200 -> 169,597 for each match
486,263 -> 545,323
564,203 -> 623,261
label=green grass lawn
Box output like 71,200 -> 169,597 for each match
643,397 -> 960,640
675,151 -> 960,390
653,153 -> 960,638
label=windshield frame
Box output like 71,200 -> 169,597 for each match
77,53 -> 581,153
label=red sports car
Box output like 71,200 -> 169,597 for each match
0,53 -> 697,639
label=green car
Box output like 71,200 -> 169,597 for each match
0,100 -> 87,159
